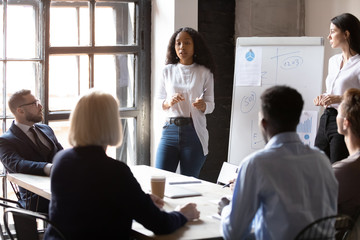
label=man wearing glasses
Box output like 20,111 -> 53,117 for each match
0,89 -> 63,213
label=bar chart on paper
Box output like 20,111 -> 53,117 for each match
296,110 -> 318,146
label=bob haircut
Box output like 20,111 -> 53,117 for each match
68,90 -> 123,147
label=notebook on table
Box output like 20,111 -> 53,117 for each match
164,185 -> 202,199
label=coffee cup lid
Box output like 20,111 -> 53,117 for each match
151,175 -> 166,180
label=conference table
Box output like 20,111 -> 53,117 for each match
7,165 -> 232,240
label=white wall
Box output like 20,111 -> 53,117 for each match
150,1 -> 360,166
151,0 -> 198,166
305,0 -> 360,90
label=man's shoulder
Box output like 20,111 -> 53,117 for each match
0,126 -> 28,153
240,148 -> 270,166
245,143 -> 327,163
0,125 -> 18,141
0,129 -> 12,139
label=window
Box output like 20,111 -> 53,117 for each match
0,0 -> 151,171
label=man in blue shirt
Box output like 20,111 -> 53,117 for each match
220,85 -> 338,240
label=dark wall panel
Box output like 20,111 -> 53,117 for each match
198,0 -> 235,182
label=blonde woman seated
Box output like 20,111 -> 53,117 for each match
44,91 -> 200,240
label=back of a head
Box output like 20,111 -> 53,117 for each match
8,89 -> 31,115
341,88 -> 360,137
261,85 -> 304,132
331,13 -> 360,54
68,90 -> 123,147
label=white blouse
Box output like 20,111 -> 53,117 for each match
325,53 -> 360,109
156,63 -> 215,155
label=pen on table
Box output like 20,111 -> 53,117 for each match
222,182 -> 231,188
199,88 -> 207,99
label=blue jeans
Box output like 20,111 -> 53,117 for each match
155,122 -> 206,177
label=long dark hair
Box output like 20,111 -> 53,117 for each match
165,27 -> 216,74
331,13 -> 360,54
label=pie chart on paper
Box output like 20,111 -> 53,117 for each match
245,50 -> 255,62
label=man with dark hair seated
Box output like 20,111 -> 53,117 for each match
219,85 -> 338,240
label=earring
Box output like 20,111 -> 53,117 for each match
194,54 -> 197,58
175,56 -> 179,60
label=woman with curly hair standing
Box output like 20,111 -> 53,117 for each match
155,27 -> 215,177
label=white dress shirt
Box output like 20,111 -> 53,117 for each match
325,53 -> 360,109
156,63 -> 215,155
221,132 -> 338,240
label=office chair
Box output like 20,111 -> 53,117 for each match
0,196 -> 21,209
3,208 -> 66,240
343,210 -> 360,240
0,197 -> 22,240
294,214 -> 353,240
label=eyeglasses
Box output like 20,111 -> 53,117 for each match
18,99 -> 41,108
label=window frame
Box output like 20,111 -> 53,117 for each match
1,0 -> 151,165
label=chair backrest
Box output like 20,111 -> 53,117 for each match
0,197 -> 22,209
294,214 -> 353,240
3,208 -> 66,240
0,197 -> 22,240
216,161 -> 238,185
343,210 -> 360,240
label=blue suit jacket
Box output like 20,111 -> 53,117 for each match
0,121 -> 63,175
0,121 -> 63,212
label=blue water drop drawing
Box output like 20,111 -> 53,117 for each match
245,49 -> 255,62
304,134 -> 310,140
